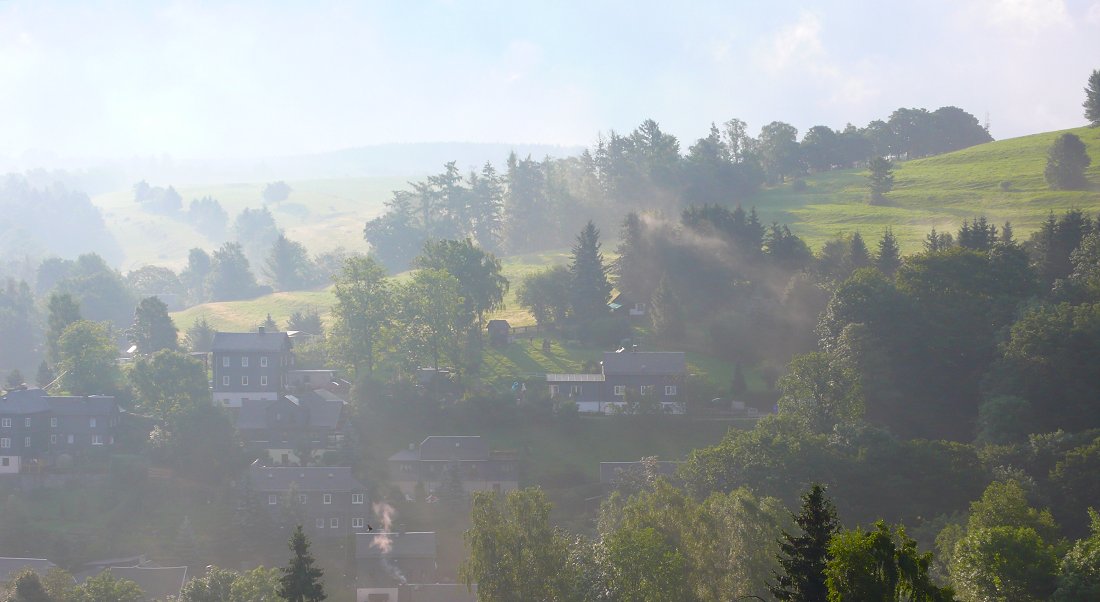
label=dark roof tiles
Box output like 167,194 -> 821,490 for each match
601,351 -> 686,375
211,331 -> 291,353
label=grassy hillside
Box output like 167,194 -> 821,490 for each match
93,176 -> 410,271
752,126 -> 1100,252
169,251 -> 573,332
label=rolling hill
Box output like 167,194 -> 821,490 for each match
751,126 -> 1100,252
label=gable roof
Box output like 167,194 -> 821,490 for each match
211,331 -> 291,353
356,532 -> 437,559
46,396 -> 118,416
601,351 -> 686,376
0,388 -> 51,414
106,566 -> 188,601
599,460 -> 682,484
418,436 -> 488,461
235,394 -> 344,431
0,557 -> 56,582
248,465 -> 365,492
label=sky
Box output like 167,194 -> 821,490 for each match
1,0 -> 1099,163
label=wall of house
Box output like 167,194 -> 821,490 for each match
212,350 -> 289,406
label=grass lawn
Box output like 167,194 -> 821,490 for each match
750,126 -> 1100,253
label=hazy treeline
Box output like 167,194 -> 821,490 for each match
365,106 -> 991,270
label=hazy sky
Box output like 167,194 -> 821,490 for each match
2,0 -> 1099,162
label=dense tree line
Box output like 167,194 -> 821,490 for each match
365,107 -> 990,269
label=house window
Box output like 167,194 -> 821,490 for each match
548,384 -> 558,398
316,518 -> 325,529
50,434 -> 57,445
261,356 -> 268,368
323,494 -> 332,505
570,385 -> 582,396
0,438 -> 9,448
330,518 -> 338,529
24,437 -> 30,448
352,518 -> 364,529
92,435 -> 103,445
1,418 -> 9,428
24,417 -> 31,427
298,494 -> 308,504
260,376 -> 268,387
50,417 -> 57,428
665,385 -> 678,396
352,493 -> 364,504
613,385 -> 625,397
242,376 -> 249,386
1,458 -> 8,466
67,435 -> 74,444
222,376 -> 230,386
242,356 -> 249,368
89,418 -> 96,428
640,385 -> 655,396
268,495 -> 277,505
222,356 -> 230,367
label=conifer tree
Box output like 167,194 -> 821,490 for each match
650,274 -> 684,340
569,221 -> 612,323
278,525 -> 326,602
875,228 -> 901,276
770,484 -> 840,602
1085,69 -> 1100,127
847,232 -> 871,272
867,157 -> 894,205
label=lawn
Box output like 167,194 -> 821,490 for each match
750,126 -> 1100,253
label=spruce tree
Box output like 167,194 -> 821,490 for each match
769,484 -> 840,602
867,157 -> 894,205
875,228 -> 901,276
568,221 -> 612,323
1085,68 -> 1100,127
649,274 -> 684,340
278,525 -> 326,602
847,232 -> 870,272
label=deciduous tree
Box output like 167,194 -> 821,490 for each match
1045,133 -> 1092,190
127,296 -> 178,354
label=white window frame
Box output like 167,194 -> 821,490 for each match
548,384 -> 558,398
1,418 -> 10,428
352,493 -> 364,505
261,356 -> 268,368
89,418 -> 96,428
0,438 -> 9,449
665,385 -> 678,396
613,385 -> 625,397
640,385 -> 655,396
24,436 -> 31,448
323,493 -> 332,505
50,417 -> 58,428
315,518 -> 325,529
298,494 -> 308,504
242,376 -> 249,386
268,495 -> 277,505
352,517 -> 364,529
570,384 -> 582,396
67,434 -> 74,444
50,434 -> 57,444
24,417 -> 31,427
92,435 -> 103,446
260,375 -> 268,387
222,356 -> 230,368
242,356 -> 249,368
330,517 -> 338,528
222,376 -> 230,386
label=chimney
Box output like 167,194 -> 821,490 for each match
258,326 -> 266,334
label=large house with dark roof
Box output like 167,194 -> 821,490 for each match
211,328 -> 293,408
356,531 -> 437,587
0,388 -> 121,471
546,351 -> 687,414
236,389 -> 349,465
247,464 -> 369,538
387,436 -> 519,498
0,557 -> 57,584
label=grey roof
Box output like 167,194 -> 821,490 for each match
249,465 -> 365,493
106,566 -> 188,601
235,394 -> 344,431
601,351 -> 686,376
0,389 -> 51,414
599,461 -> 682,484
46,396 -> 118,416
418,436 -> 489,461
0,557 -> 56,582
236,399 -> 276,430
211,331 -> 290,353
399,583 -> 477,601
356,532 -> 437,559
